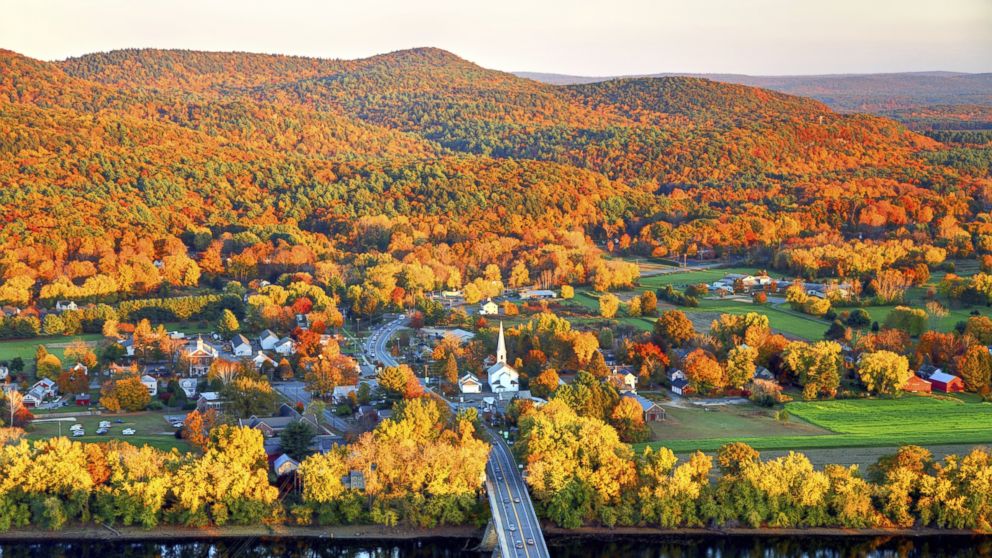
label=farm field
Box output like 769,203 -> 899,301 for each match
649,403 -> 831,443
27,410 -> 192,453
639,395 -> 992,453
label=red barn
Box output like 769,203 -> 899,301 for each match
929,371 -> 964,393
903,375 -> 932,394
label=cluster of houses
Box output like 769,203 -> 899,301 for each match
707,273 -> 853,300
118,329 -> 300,380
451,322 -> 667,425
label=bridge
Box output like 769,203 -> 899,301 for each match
365,315 -> 550,558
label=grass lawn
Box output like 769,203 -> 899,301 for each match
0,333 -> 105,364
638,267 -> 766,290
27,410 -> 192,453
638,395 -> 992,453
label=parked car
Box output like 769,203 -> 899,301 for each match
122,428 -> 135,436
69,424 -> 83,431
98,421 -> 111,428
96,428 -> 108,435
72,430 -> 85,437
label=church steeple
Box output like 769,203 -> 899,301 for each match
496,321 -> 507,364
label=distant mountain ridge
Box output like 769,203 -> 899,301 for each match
514,70 -> 992,112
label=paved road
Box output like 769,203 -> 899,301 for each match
365,315 -> 549,558
273,381 -> 351,433
485,432 -> 550,558
363,314 -> 405,368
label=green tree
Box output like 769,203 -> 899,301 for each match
217,309 -> 240,336
280,420 -> 317,461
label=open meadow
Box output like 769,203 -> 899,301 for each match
639,395 -> 992,453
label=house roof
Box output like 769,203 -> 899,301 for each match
232,334 -> 250,348
459,373 -> 481,386
929,371 -> 961,384
273,454 -> 299,471
672,378 -> 690,389
623,393 -> 659,412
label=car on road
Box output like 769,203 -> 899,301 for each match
503,498 -> 510,504
507,524 -> 516,532
122,428 -> 135,435
515,542 -> 523,549
527,538 -> 535,546
513,496 -> 520,503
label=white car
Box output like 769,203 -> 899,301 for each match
122,428 -> 135,436
98,421 -> 111,429
69,424 -> 83,431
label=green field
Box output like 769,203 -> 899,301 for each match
27,410 -> 192,452
638,395 -> 992,453
573,287 -> 829,340
0,333 -> 104,365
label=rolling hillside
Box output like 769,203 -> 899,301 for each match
0,47 -> 986,305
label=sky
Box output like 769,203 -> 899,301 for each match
1,0 -> 990,76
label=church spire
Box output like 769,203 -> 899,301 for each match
496,321 -> 507,364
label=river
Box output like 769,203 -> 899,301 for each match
0,535 -> 990,557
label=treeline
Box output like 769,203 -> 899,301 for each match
517,400 -> 992,531
0,396 -> 489,531
117,293 -> 244,322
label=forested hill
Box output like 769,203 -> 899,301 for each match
53,47 -> 934,184
516,70 -> 992,112
0,47 -> 986,308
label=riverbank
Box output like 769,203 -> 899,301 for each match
545,525 -> 990,538
0,524 -> 482,542
1,523 -> 988,543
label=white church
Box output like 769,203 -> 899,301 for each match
487,322 -> 519,394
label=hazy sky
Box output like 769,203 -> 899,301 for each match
2,0 -> 990,75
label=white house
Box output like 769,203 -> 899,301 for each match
671,377 -> 690,396
252,351 -> 277,370
519,289 -> 556,300
479,299 -> 499,316
273,454 -> 300,476
259,330 -> 280,351
458,373 -> 482,394
487,323 -> 519,394
68,362 -> 88,377
274,337 -> 295,356
55,300 -> 78,312
333,384 -> 359,402
0,366 -> 7,380
23,378 -> 58,407
608,371 -> 638,393
178,378 -> 198,399
231,334 -> 252,357
140,375 -> 158,397
121,337 -> 136,358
